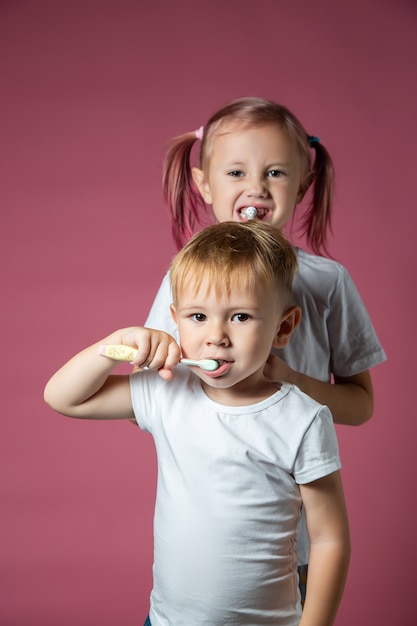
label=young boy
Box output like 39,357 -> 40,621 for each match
44,220 -> 350,626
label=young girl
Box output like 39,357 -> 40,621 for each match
147,96 -> 386,426
144,96 -> 386,596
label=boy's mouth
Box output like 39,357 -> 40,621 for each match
204,360 -> 233,378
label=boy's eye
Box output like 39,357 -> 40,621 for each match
228,170 -> 244,178
191,313 -> 206,322
267,169 -> 284,178
232,313 -> 251,323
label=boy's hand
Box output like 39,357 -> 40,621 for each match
121,327 -> 180,381
44,326 -> 181,421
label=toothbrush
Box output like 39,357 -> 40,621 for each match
99,344 -> 220,372
242,206 -> 257,220
179,358 -> 220,371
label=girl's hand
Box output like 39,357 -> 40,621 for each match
264,352 -> 374,425
121,327 -> 181,381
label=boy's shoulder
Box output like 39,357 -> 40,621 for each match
282,382 -> 330,413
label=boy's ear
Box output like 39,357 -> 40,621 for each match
273,306 -> 301,349
296,170 -> 315,203
192,167 -> 213,204
170,304 -> 177,323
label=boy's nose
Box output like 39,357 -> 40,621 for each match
206,324 -> 230,347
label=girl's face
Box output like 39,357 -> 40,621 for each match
192,124 -> 309,230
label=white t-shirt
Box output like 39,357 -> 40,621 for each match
130,369 -> 341,626
278,248 -> 386,379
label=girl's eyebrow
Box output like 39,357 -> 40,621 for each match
222,161 -> 246,168
225,159 -> 290,168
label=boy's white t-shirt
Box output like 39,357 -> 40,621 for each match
130,369 -> 341,626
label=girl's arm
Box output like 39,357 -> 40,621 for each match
44,327 -> 180,420
264,354 -> 373,425
299,471 -> 351,626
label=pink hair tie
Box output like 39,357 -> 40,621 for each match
195,126 -> 204,141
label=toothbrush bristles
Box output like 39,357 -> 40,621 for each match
244,206 -> 257,220
180,358 -> 220,371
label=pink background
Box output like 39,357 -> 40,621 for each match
1,1 -> 416,624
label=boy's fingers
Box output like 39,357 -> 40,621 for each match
147,341 -> 180,371
157,368 -> 174,381
164,341 -> 182,368
132,335 -> 152,366
125,329 -> 180,370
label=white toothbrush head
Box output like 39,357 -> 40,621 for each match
180,358 -> 220,371
243,206 -> 257,220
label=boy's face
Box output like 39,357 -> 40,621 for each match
170,277 -> 294,404
192,124 -> 308,231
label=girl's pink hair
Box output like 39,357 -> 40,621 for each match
163,97 -> 334,255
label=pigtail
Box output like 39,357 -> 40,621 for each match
302,140 -> 334,256
162,132 -> 207,250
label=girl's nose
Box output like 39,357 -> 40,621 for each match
246,175 -> 268,198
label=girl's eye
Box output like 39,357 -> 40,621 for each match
191,313 -> 206,322
267,169 -> 285,178
228,170 -> 244,178
232,313 -> 251,323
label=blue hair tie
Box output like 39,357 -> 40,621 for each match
308,135 -> 320,146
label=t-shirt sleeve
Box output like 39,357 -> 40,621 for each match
129,370 -> 157,432
294,406 -> 341,484
327,266 -> 387,377
145,271 -> 179,340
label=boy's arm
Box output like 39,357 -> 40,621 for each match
44,327 -> 180,420
264,354 -> 373,425
299,471 -> 351,626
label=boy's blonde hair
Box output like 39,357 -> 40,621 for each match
170,221 -> 298,308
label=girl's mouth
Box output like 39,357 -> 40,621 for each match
238,207 -> 269,220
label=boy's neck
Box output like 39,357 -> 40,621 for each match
200,378 -> 282,407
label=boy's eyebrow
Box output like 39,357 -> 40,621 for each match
176,302 -> 265,312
